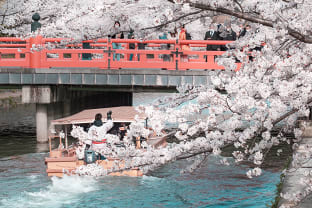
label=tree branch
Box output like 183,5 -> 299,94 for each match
167,0 -> 312,44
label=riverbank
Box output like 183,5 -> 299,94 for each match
278,122 -> 312,207
0,89 -> 21,108
0,89 -> 21,99
0,89 -> 35,133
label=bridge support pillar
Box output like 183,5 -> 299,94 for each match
36,104 -> 48,143
22,85 -> 69,142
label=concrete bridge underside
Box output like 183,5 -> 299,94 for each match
0,67 -> 213,89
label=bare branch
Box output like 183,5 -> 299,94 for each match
233,0 -> 244,13
0,11 -> 19,17
141,9 -> 204,31
226,95 -> 242,115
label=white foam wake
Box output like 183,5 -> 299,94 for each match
1,175 -> 98,208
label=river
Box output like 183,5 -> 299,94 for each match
0,92 -> 281,208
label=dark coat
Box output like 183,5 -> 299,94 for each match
138,43 -> 146,50
111,32 -> 124,39
128,32 -> 135,49
186,32 -> 192,40
204,30 -> 220,51
221,29 -> 236,51
82,42 -> 92,60
129,42 -> 135,49
238,28 -> 246,39
224,30 -> 236,41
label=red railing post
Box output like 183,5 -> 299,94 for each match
170,40 -> 183,70
29,35 -> 43,68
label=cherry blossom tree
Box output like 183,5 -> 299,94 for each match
2,0 -> 312,206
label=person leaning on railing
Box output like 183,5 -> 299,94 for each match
159,32 -> 170,62
128,29 -> 135,61
111,21 -> 124,61
137,38 -> 147,62
179,25 -> 191,62
82,35 -> 92,60
204,24 -> 221,62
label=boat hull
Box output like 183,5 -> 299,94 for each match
45,150 -> 143,177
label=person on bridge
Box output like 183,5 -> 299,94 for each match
137,37 -> 146,62
111,21 -> 124,61
82,35 -> 92,60
159,32 -> 170,62
179,25 -> 190,62
238,24 -> 251,39
221,24 -> 237,51
128,29 -> 135,61
204,24 -> 220,51
204,24 -> 221,62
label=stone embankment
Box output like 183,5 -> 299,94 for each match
0,89 -> 22,108
279,121 -> 312,208
0,89 -> 35,133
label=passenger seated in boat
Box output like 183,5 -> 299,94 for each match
76,141 -> 85,160
118,123 -> 127,141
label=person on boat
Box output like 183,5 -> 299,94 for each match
84,113 -> 104,149
87,111 -> 113,153
76,141 -> 85,160
118,123 -> 127,141
93,113 -> 103,127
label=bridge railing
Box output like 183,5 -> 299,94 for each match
0,36 -> 241,70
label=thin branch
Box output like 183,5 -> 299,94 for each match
226,95 -> 242,115
141,9 -> 204,31
0,11 -> 19,17
272,97 -> 312,127
189,153 -> 209,174
177,150 -> 211,160
233,0 -> 244,13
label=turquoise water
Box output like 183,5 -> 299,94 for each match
0,150 -> 279,208
0,93 -> 280,208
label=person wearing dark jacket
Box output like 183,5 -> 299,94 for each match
224,27 -> 236,41
204,24 -> 220,62
238,25 -> 251,39
159,32 -> 170,62
82,35 -> 92,60
128,29 -> 135,61
137,38 -> 146,62
221,25 -> 236,51
204,25 -> 220,51
111,21 -> 124,61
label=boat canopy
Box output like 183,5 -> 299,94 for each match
51,106 -> 146,125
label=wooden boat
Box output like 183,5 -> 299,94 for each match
45,106 -> 167,177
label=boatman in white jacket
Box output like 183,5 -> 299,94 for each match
76,111 -> 114,159
88,111 -> 113,150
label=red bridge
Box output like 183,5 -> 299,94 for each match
0,36 -> 241,71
